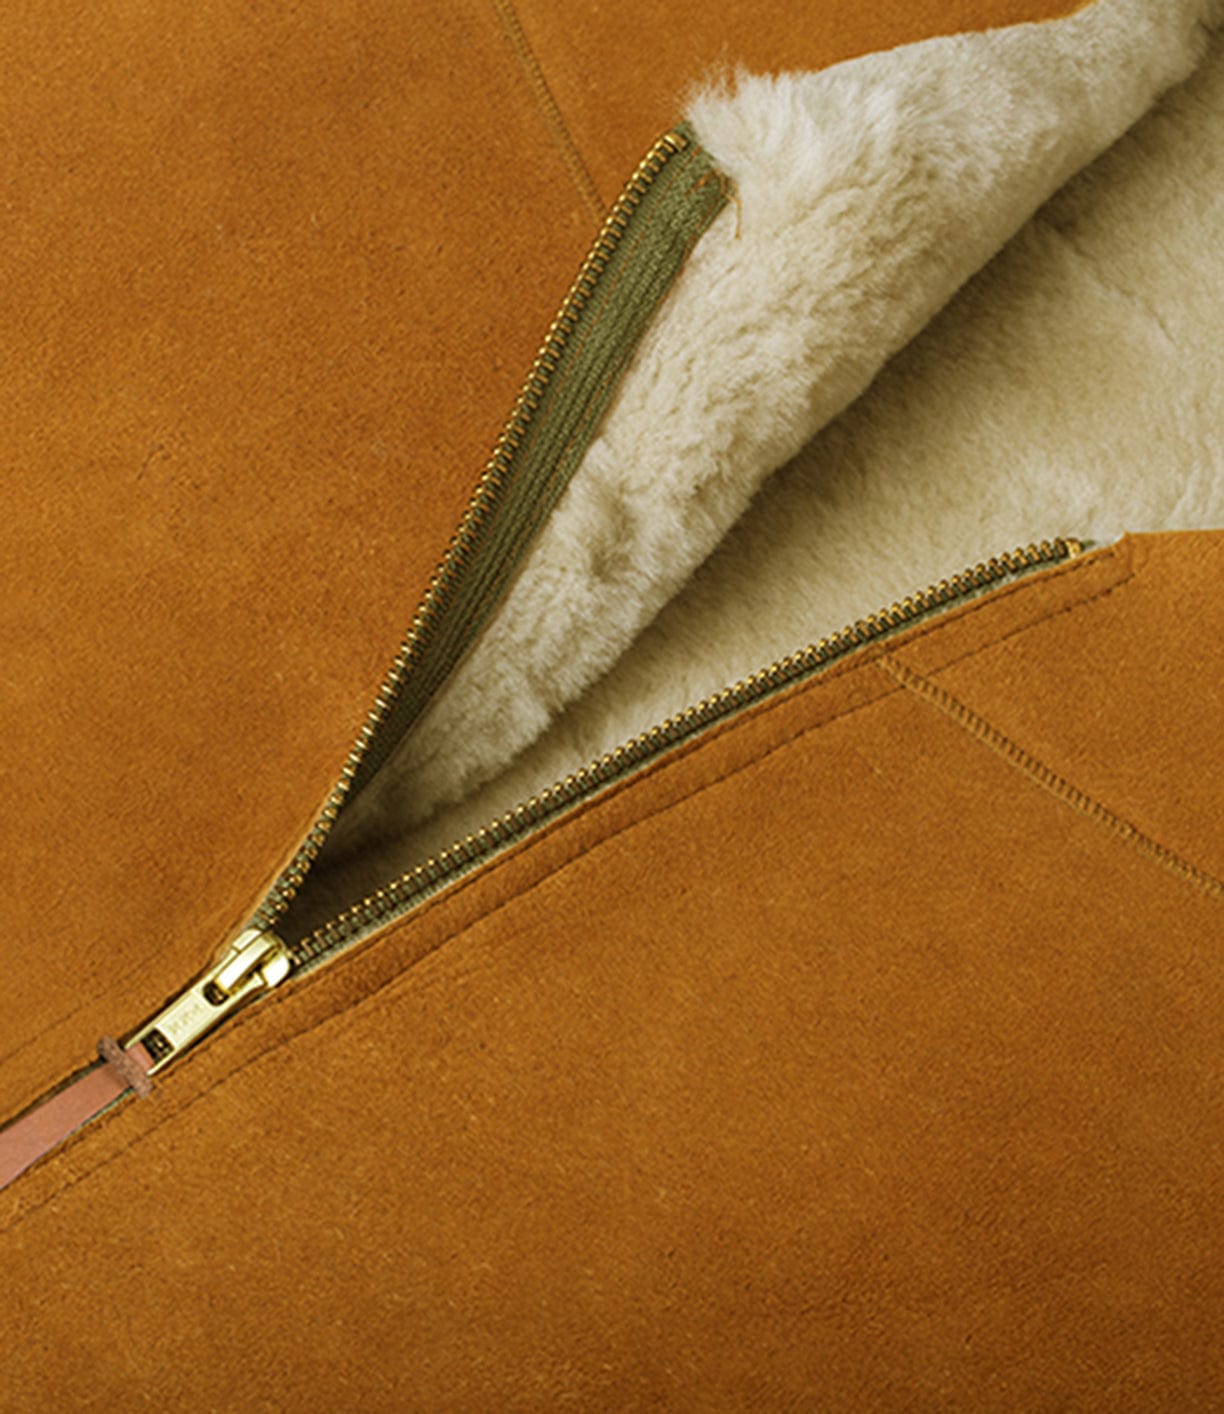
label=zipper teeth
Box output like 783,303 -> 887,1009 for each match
289,536 -> 1083,965
254,128 -> 693,929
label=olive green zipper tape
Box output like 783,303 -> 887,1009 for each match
350,128 -> 728,795
254,124 -> 729,927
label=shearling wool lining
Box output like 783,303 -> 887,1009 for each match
300,0 -> 1223,925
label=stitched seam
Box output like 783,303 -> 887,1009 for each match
877,654 -> 1224,901
898,561 -> 1136,675
0,541 -> 1178,1228
490,0 -> 604,225
0,545 -> 1124,1112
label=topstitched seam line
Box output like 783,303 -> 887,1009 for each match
876,653 -> 1224,901
0,542 -> 1123,1098
0,542 -> 1186,1228
489,0 -> 605,226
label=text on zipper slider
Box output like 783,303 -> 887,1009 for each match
127,928 -> 292,1075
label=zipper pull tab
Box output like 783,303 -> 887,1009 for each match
128,928 -> 293,1074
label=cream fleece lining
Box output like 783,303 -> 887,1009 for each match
297,0 -> 1223,928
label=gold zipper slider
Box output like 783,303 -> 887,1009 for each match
128,928 -> 292,1074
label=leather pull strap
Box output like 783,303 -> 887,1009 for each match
0,1041 -> 153,1194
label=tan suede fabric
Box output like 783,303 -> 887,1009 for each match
4,1 -> 1213,1400
1,532 -> 1220,1406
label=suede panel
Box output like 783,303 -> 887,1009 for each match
0,0 -> 595,1121
1,532 -> 1220,1406
508,0 -> 1091,205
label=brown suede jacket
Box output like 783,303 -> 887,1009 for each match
1,1 -> 1221,1405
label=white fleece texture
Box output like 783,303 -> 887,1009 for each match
300,0 -> 1222,923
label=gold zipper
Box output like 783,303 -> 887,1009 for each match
124,123 -> 708,1075
250,126 -> 696,933
129,536 -> 1083,1072
286,537 -> 1084,966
